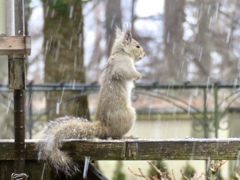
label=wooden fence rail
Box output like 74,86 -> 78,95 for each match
1,138 -> 240,161
1,138 -> 240,179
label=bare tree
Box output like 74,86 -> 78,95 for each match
105,0 -> 122,57
184,0 -> 240,82
42,0 -> 89,119
164,0 -> 186,82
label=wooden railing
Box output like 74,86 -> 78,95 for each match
1,138 -> 240,179
2,138 -> 239,161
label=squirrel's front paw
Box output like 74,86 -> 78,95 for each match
135,72 -> 142,81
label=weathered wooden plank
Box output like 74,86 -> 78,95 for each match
126,139 -> 239,160
63,140 -> 126,160
0,36 -> 31,55
0,139 -> 240,161
0,140 -> 15,160
65,139 -> 240,160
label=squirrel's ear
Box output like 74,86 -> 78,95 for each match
115,26 -> 122,38
124,29 -> 132,45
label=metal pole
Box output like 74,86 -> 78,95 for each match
14,0 -> 26,173
203,88 -> 208,138
214,85 -> 219,138
13,90 -> 25,173
203,88 -> 209,180
28,81 -> 33,139
5,0 -> 15,36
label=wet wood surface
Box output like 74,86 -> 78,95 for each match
0,138 -> 239,161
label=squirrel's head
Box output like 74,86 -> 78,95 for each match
112,27 -> 145,62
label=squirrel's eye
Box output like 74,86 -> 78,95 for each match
136,44 -> 140,48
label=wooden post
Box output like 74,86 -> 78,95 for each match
5,0 -> 27,175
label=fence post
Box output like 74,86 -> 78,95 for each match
6,0 -> 26,175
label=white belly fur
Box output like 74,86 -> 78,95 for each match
125,81 -> 134,105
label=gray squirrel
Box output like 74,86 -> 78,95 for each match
37,27 -> 145,176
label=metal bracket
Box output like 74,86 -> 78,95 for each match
11,173 -> 29,180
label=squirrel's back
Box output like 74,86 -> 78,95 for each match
96,27 -> 145,138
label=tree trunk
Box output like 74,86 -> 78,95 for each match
105,0 -> 122,58
164,0 -> 185,82
193,2 -> 214,81
43,0 -> 89,119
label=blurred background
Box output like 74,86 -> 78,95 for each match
1,0 -> 240,179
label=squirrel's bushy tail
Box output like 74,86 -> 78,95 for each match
36,117 -> 106,176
